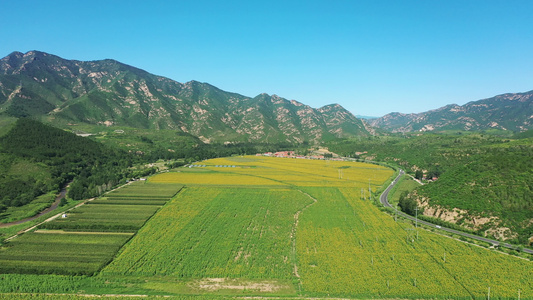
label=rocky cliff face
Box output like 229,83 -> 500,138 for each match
369,92 -> 533,133
0,51 -> 369,143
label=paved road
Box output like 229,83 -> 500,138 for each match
380,169 -> 533,255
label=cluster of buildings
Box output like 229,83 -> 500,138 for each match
257,151 -> 345,161
189,165 -> 236,168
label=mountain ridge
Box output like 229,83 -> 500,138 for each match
369,90 -> 533,132
0,50 -> 369,143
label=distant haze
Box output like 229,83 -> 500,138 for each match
356,115 -> 378,120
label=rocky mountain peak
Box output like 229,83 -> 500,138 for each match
0,50 -> 370,143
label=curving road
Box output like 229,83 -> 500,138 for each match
380,169 -> 533,255
0,187 -> 67,228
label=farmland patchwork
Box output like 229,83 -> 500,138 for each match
0,182 -> 182,275
0,156 -> 531,298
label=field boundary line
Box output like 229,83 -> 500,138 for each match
292,189 -> 318,295
33,229 -> 135,235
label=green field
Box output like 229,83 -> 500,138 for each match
297,187 -> 532,298
0,156 -> 531,299
39,204 -> 161,232
0,181 -> 182,276
0,232 -> 132,275
387,174 -> 421,207
102,187 -> 313,281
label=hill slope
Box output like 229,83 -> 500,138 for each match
0,118 -> 138,223
327,133 -> 533,245
0,51 -> 368,143
369,91 -> 533,132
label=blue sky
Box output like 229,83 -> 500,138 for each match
2,0 -> 533,117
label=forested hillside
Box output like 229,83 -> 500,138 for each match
0,118 -> 137,220
415,143 -> 533,244
328,132 -> 533,245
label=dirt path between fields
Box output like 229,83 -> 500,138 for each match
292,190 -> 318,284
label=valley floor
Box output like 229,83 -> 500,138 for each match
0,156 -> 531,299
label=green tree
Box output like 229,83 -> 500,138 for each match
398,191 -> 418,216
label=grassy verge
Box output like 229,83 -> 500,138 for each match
0,192 -> 56,224
387,174 -> 421,208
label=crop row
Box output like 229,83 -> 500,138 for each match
0,232 -> 132,275
0,293 -> 218,300
89,199 -> 168,206
40,204 -> 160,232
105,182 -> 182,198
0,181 -> 183,275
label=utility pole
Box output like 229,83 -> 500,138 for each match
368,179 -> 371,202
415,206 -> 419,240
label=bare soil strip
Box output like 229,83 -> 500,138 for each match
191,278 -> 290,292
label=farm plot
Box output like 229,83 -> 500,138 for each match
296,186 -> 533,299
204,156 -> 393,188
0,181 -> 183,275
39,204 -> 161,232
101,187 -> 314,281
150,171 -> 283,186
40,182 -> 182,232
0,232 -> 132,275
105,182 -> 181,198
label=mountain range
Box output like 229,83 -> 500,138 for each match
0,51 -> 368,144
1,50 -> 531,142
369,91 -> 533,133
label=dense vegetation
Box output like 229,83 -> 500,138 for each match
327,131 -> 533,244
75,124 -> 300,162
0,153 -> 52,210
0,118 -> 135,208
